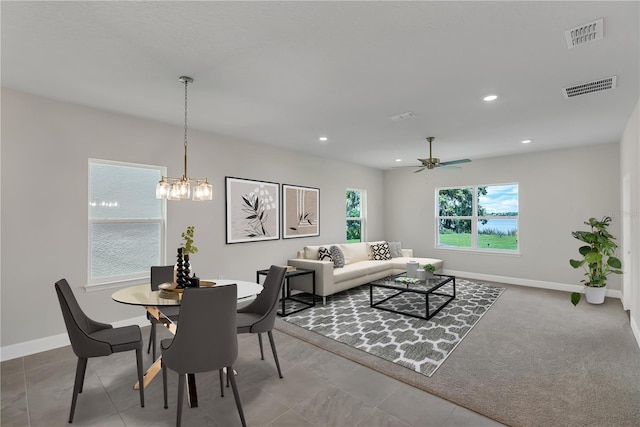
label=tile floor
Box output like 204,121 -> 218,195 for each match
1,326 -> 504,427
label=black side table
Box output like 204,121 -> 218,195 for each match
256,267 -> 316,316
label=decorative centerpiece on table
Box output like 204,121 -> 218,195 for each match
176,226 -> 199,288
417,263 -> 437,280
569,216 -> 622,306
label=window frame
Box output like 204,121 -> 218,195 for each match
435,182 -> 519,254
87,158 -> 167,290
346,188 -> 367,243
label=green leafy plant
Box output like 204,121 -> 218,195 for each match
569,216 -> 622,306
423,264 -> 436,273
181,225 -> 198,255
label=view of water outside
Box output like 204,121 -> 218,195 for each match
478,218 -> 518,233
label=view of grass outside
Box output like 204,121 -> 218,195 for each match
437,184 -> 519,251
347,189 -> 364,243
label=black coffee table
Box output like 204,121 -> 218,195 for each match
369,273 -> 456,320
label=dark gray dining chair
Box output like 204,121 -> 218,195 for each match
54,278 -> 145,423
236,265 -> 287,378
148,265 -> 178,360
161,285 -> 246,427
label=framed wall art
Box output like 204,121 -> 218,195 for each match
225,177 -> 280,243
282,184 -> 320,239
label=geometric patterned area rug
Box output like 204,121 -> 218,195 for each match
282,280 -> 504,377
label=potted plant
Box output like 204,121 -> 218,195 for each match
423,263 -> 437,279
569,216 -> 622,306
181,225 -> 198,256
176,226 -> 199,287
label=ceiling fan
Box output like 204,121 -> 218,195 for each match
414,137 -> 471,173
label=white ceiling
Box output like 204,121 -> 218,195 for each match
2,1 -> 638,170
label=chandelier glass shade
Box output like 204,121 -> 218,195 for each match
156,76 -> 213,201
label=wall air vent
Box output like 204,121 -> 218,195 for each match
563,76 -> 616,99
565,18 -> 603,49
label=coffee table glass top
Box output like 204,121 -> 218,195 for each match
369,272 -> 453,292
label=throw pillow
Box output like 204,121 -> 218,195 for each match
318,246 -> 333,262
388,241 -> 402,258
330,245 -> 345,268
370,242 -> 392,261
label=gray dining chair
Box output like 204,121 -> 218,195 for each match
161,285 -> 246,427
54,278 -> 145,423
236,265 -> 287,378
148,265 -> 178,360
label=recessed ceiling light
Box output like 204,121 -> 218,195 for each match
483,94 -> 498,102
319,136 -> 328,142
395,158 -> 402,162
521,139 -> 532,144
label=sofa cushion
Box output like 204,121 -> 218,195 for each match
330,245 -> 345,268
318,247 -> 332,261
339,242 -> 369,265
388,241 -> 402,257
369,242 -> 392,260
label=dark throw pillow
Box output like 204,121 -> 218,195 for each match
330,245 -> 345,268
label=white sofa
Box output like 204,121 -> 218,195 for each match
287,241 -> 443,304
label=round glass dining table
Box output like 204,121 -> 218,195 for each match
111,279 -> 263,307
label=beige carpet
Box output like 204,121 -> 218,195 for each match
275,281 -> 640,427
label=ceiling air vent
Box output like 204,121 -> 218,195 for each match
563,76 -> 616,99
565,18 -> 603,49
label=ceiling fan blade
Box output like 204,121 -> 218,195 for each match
439,158 -> 471,166
413,167 -> 426,173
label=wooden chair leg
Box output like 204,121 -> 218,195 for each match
69,358 -> 87,423
227,365 -> 246,427
267,330 -> 283,378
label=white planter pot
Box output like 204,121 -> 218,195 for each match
585,286 -> 606,304
417,270 -> 427,280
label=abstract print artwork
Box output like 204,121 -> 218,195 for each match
225,177 -> 280,243
283,184 -> 320,239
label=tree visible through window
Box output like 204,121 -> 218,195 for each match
346,189 -> 365,243
88,159 -> 166,287
437,184 -> 518,251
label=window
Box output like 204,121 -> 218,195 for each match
88,159 -> 166,287
437,183 -> 518,252
346,189 -> 366,243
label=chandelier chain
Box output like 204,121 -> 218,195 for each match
184,78 -> 189,150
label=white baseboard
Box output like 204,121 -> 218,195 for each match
442,269 -> 624,300
1,315 -> 148,362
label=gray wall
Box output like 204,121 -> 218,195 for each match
384,143 -> 622,291
0,88 -> 384,349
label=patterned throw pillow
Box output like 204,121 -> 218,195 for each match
329,245 -> 345,268
318,246 -> 333,262
388,241 -> 402,258
370,242 -> 392,261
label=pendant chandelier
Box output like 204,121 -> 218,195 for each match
156,76 -> 213,201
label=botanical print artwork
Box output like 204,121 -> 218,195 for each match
283,184 -> 320,239
225,177 -> 280,243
